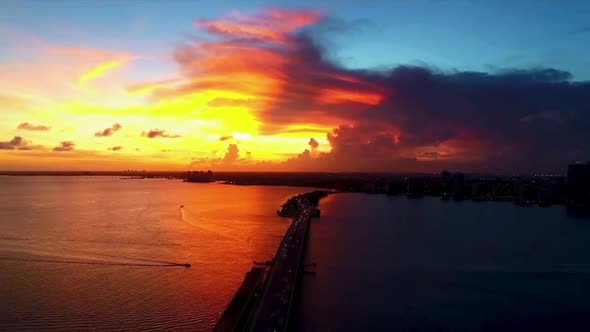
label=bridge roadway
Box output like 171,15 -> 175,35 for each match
250,197 -> 312,331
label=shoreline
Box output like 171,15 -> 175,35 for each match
2,173 -> 587,211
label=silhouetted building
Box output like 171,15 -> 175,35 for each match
492,179 -> 514,201
407,177 -> 425,198
424,176 -> 442,196
567,162 -> 590,209
387,180 -> 404,196
452,172 -> 465,200
546,176 -> 567,205
185,170 -> 214,183
471,180 -> 492,201
441,171 -> 452,196
513,179 -> 538,206
364,183 -> 378,194
538,182 -> 556,206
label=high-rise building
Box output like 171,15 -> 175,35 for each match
471,180 -> 492,201
452,172 -> 465,200
513,179 -> 536,205
567,162 -> 590,208
492,179 -> 513,201
407,177 -> 425,198
441,170 -> 452,196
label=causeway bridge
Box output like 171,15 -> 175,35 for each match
214,191 -> 327,331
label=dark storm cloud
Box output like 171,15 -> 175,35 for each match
94,123 -> 122,137
257,32 -> 387,133
53,141 -> 75,152
277,64 -> 590,172
268,30 -> 590,172
365,66 -> 590,171
237,23 -> 590,171
154,10 -> 590,172
141,129 -> 181,139
17,122 -> 51,131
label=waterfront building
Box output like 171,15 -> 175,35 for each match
407,177 -> 425,198
492,179 -> 514,201
567,162 -> 590,208
185,170 -> 214,183
452,172 -> 465,200
471,180 -> 492,201
441,170 -> 452,196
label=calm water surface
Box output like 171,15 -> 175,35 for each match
0,176 -> 310,331
298,193 -> 590,331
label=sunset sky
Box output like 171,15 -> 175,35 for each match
1,0 -> 589,173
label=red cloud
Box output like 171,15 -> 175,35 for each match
195,9 -> 323,42
144,8 -> 385,136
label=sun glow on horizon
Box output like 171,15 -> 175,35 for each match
0,7 -> 497,173
0,9 -> 347,171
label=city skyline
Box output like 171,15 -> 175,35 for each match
1,1 -> 590,173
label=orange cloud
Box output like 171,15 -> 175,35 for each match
17,122 -> 51,131
219,135 -> 233,141
315,88 -> 384,105
195,8 -> 323,42
144,8 -> 386,138
0,136 -> 28,150
141,129 -> 181,139
94,123 -> 122,137
53,141 -> 75,152
7,8 -> 576,173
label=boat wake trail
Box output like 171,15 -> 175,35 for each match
179,207 -> 219,234
178,206 -> 238,242
179,206 -> 202,227
0,256 -> 186,267
65,248 -> 186,266
0,241 -> 191,268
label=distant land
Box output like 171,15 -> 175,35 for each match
0,170 -> 558,177
2,168 -> 587,212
